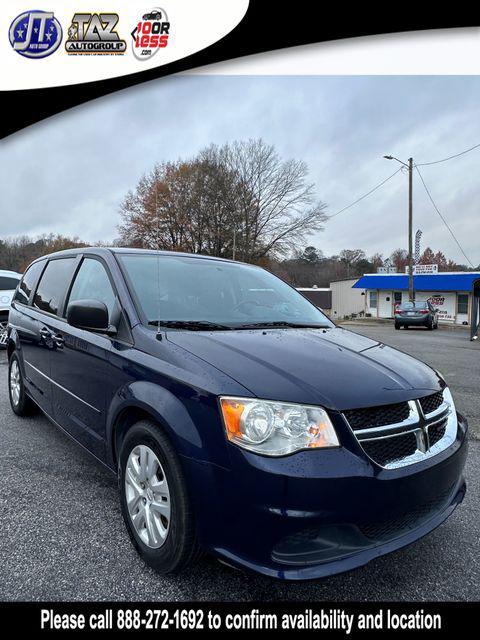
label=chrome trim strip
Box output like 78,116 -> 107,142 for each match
422,401 -> 449,420
24,360 -> 101,414
353,400 -> 420,439
359,426 -> 420,443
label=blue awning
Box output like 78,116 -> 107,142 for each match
353,273 -> 480,292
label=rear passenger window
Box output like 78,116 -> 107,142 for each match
33,258 -> 75,316
67,258 -> 116,321
13,261 -> 45,305
0,276 -> 20,290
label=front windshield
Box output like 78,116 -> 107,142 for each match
119,254 -> 334,329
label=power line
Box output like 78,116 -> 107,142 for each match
416,142 -> 480,167
329,167 -> 403,219
415,165 -> 475,268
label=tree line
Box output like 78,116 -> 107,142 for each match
0,233 -> 473,288
274,246 -> 474,288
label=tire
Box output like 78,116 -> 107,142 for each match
8,352 -> 37,416
404,325 -> 409,329
395,323 -> 400,330
427,320 -> 433,330
118,420 -> 201,574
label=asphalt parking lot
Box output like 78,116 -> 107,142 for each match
0,325 -> 479,602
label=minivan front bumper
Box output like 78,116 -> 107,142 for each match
181,412 -> 468,580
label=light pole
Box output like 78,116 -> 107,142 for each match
384,155 -> 414,302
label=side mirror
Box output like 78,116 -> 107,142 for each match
67,299 -> 113,333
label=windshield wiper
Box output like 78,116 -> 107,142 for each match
232,321 -> 332,330
148,320 -> 233,331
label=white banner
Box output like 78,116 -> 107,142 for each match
1,0 -> 249,90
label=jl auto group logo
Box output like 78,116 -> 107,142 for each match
131,7 -> 170,60
9,10 -> 62,58
65,13 -> 126,54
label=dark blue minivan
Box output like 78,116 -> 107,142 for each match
7,248 -> 468,580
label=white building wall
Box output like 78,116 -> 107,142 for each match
365,289 -> 472,324
330,279 -> 366,321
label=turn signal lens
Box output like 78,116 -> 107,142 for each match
220,397 -> 340,456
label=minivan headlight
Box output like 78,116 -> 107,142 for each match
219,397 -> 339,456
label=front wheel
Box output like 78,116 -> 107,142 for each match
118,420 -> 201,574
8,353 -> 37,416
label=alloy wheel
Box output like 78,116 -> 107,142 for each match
10,359 -> 21,407
125,444 -> 171,548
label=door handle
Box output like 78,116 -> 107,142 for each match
53,333 -> 65,348
39,327 -> 52,340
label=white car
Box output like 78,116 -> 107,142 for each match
0,270 -> 22,347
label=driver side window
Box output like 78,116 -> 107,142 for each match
67,258 -> 116,322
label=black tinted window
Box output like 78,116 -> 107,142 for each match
0,276 -> 20,291
67,258 -> 116,321
33,258 -> 75,315
13,262 -> 44,305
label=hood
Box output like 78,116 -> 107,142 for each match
167,327 -> 442,410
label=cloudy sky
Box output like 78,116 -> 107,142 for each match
1,75 -> 479,265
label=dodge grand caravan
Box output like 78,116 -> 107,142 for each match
7,248 -> 468,580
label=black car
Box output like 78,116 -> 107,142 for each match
143,11 -> 162,21
395,301 -> 439,330
6,248 -> 467,579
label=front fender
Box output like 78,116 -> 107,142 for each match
6,324 -> 21,360
106,380 -> 224,469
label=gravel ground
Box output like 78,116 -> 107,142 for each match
0,330 -> 478,601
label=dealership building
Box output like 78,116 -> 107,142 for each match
352,272 -> 480,327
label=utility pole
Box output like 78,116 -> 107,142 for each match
384,155 -> 415,301
408,157 -> 414,302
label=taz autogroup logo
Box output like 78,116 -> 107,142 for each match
9,10 -> 62,58
65,14 -> 126,54
131,7 -> 170,60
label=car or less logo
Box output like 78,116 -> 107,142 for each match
65,13 -> 127,54
131,7 -> 170,60
9,10 -> 62,58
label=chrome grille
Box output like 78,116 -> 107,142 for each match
343,402 -> 409,431
361,432 -> 418,467
419,391 -> 444,415
343,388 -> 457,469
0,322 -> 7,347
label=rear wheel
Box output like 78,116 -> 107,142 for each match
118,420 -> 201,574
8,353 -> 37,416
395,323 -> 400,330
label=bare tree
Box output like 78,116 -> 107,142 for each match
390,248 -> 409,273
118,139 -> 327,262
339,249 -> 366,277
219,139 -> 327,261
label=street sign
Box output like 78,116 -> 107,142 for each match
405,264 -> 438,275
